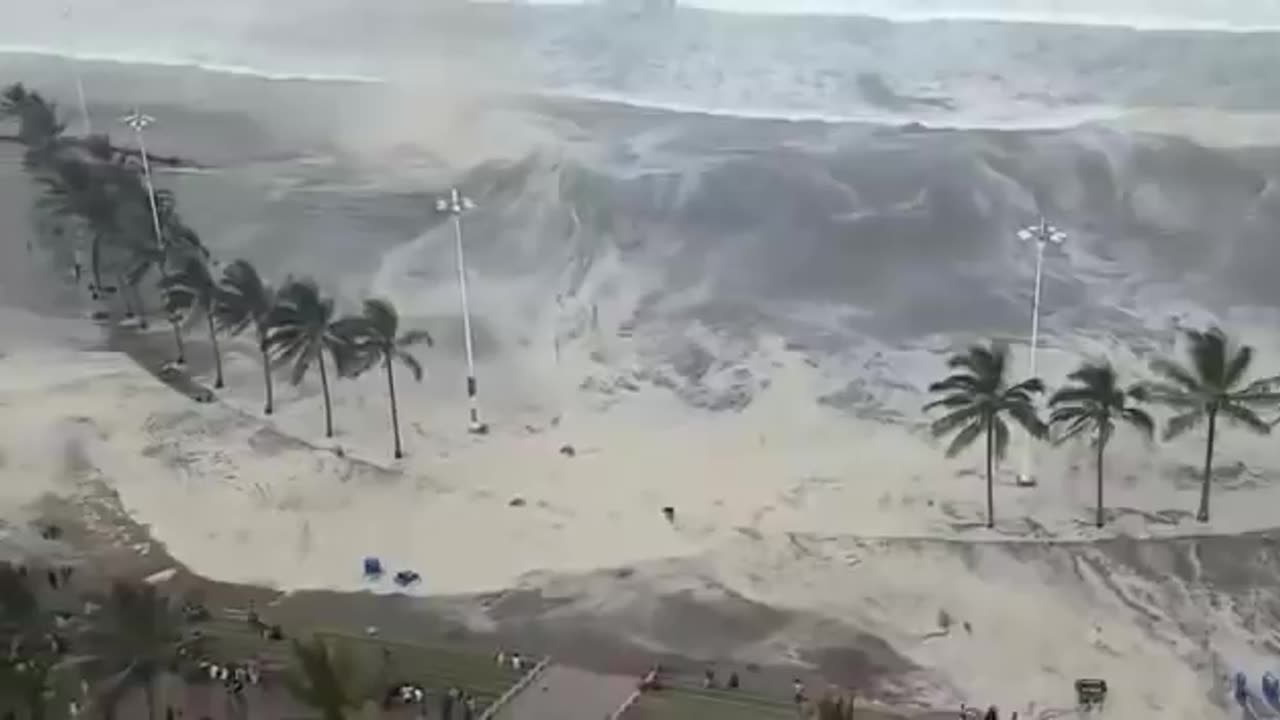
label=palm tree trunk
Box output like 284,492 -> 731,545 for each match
385,355 -> 403,459
985,415 -> 995,529
1095,437 -> 1106,528
170,317 -> 187,365
145,680 -> 156,720
318,349 -> 334,438
133,281 -> 150,329
117,273 -> 136,319
90,233 -> 103,300
205,310 -> 224,388
259,335 -> 274,415
1197,408 -> 1218,523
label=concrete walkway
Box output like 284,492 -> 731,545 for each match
491,664 -> 637,720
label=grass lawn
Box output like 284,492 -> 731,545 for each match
624,686 -> 799,719
197,615 -> 529,709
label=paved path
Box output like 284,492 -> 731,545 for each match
492,663 -> 637,720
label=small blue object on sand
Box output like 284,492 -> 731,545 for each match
394,570 -> 421,587
363,557 -> 384,578
1263,672 -> 1279,707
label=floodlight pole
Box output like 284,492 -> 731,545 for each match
1015,218 -> 1066,487
62,6 -> 92,134
122,109 -> 186,363
437,188 -> 488,434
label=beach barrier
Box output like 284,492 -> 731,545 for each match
477,655 -> 551,720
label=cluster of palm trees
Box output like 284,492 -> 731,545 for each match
0,563 -> 390,720
2,83 -> 432,459
926,328 -> 1280,528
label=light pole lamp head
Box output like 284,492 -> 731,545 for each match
436,191 -> 476,215
1017,221 -> 1067,247
121,109 -> 155,132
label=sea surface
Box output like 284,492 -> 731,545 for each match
4,1 -> 1280,414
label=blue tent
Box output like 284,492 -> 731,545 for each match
1235,671 -> 1249,705
1263,672 -> 1279,707
363,557 -> 384,578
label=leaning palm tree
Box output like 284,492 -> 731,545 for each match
267,279 -> 354,438
0,83 -> 65,156
160,256 -> 224,388
78,581 -> 192,720
0,565 -> 68,720
1144,326 -> 1280,522
924,341 -> 1047,528
283,637 -> 370,720
1049,361 -> 1155,528
216,259 -> 277,414
335,299 -> 433,458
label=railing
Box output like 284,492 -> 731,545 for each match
478,656 -> 552,720
609,688 -> 643,719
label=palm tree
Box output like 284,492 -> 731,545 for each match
78,581 -> 192,720
217,259 -> 277,414
267,279 -> 355,438
283,637 -> 369,720
335,299 -> 432,458
160,256 -> 224,387
1049,361 -> 1155,528
923,342 -> 1047,528
1144,326 -> 1280,522
36,156 -> 117,301
0,83 -> 65,153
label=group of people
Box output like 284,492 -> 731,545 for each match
960,704 -> 1018,719
494,649 -> 528,673
384,683 -> 480,719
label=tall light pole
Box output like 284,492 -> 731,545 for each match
122,109 -> 186,364
436,188 -> 488,434
62,6 -> 92,135
1014,218 -> 1066,487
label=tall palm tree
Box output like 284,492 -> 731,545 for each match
1144,326 -> 1280,522
924,342 -> 1046,528
1049,361 -> 1155,528
267,279 -> 355,438
335,299 -> 433,458
161,257 -> 224,388
0,565 -> 65,720
36,156 -> 117,301
217,259 -> 277,414
78,581 -> 192,720
0,83 -> 65,154
283,637 -> 369,720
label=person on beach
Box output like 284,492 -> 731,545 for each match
703,667 -> 715,688
496,649 -> 506,667
984,705 -> 999,720
728,671 -> 739,689
463,694 -> 477,720
442,686 -> 457,718
511,652 -> 523,671
662,506 -> 675,523
792,678 -> 805,705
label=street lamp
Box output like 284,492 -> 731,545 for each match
435,188 -> 488,435
1014,218 -> 1067,487
62,6 -> 92,135
121,108 -> 186,364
